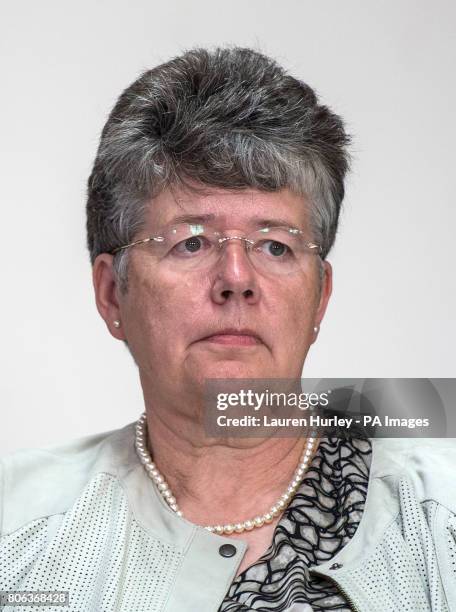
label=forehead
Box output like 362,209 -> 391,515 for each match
143,185 -> 311,230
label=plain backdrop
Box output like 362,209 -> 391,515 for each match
1,0 -> 455,455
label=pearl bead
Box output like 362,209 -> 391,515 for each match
158,482 -> 168,492
223,524 -> 234,534
244,520 -> 254,531
234,523 -> 244,533
215,525 -> 224,535
264,513 -> 273,523
253,516 -> 264,527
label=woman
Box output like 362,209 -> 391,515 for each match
1,47 -> 455,612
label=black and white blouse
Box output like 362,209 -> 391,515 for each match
219,434 -> 372,611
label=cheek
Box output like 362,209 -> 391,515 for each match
273,272 -> 318,316
268,276 -> 319,348
127,267 -> 207,347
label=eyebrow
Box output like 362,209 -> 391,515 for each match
166,213 -> 300,228
167,214 -> 216,225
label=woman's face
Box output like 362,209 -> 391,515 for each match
94,185 -> 332,401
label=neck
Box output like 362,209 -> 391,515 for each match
141,400 -> 318,528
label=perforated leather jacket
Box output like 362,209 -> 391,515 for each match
1,424 -> 455,611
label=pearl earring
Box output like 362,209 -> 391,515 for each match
314,326 -> 319,333
113,320 -> 121,328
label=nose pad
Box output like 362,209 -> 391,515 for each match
216,236 -> 255,271
218,236 -> 254,250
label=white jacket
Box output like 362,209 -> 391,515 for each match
1,423 -> 455,611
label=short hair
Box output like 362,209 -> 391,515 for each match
86,46 -> 351,292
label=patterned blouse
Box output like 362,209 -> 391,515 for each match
219,434 -> 372,611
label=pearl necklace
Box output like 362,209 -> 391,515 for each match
134,412 -> 318,535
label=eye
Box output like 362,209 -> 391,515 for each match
172,235 -> 211,255
257,240 -> 291,258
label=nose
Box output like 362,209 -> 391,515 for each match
210,238 -> 261,305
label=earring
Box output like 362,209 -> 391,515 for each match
313,326 -> 319,333
113,320 -> 121,328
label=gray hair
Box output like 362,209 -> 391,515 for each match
86,46 -> 351,293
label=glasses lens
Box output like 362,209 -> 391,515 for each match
150,223 -> 317,275
249,227 -> 313,275
157,223 -> 219,269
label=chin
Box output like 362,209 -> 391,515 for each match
193,359 -> 276,383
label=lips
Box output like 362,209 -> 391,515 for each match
198,328 -> 262,346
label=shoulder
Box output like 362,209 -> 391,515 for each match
371,437 -> 456,512
0,421 -> 136,537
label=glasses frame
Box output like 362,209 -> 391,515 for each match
110,224 -> 323,258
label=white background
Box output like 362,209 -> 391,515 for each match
1,0 -> 455,455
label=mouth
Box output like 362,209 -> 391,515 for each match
198,328 -> 262,346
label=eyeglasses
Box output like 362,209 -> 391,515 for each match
110,223 -> 322,276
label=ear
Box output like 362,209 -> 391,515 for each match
312,260 -> 333,341
92,253 -> 126,340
